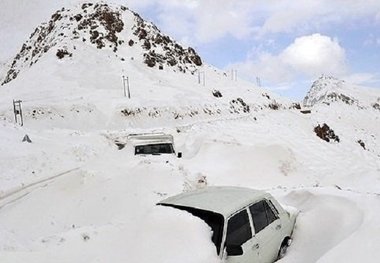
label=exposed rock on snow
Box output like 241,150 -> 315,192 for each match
56,48 -> 72,59
373,102 -> 380,111
314,123 -> 340,143
120,102 -> 252,121
229,98 -> 250,113
268,101 -> 281,110
357,139 -> 366,150
289,102 -> 301,110
22,134 -> 32,143
212,90 -> 222,98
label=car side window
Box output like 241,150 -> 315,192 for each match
267,200 -> 279,215
264,200 -> 278,225
249,201 -> 267,233
250,200 -> 279,234
225,209 -> 252,247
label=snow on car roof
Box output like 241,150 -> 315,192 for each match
159,186 -> 267,217
127,133 -> 174,146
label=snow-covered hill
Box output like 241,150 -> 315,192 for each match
2,2 -> 202,85
304,75 -> 380,110
0,2 -> 379,263
0,2 -> 288,131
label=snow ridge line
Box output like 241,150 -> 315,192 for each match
0,167 -> 80,209
267,185 -> 380,197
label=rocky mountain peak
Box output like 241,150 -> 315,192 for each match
303,75 -> 356,107
1,2 -> 202,85
303,75 -> 380,111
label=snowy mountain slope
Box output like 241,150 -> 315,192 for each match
0,62 -> 7,84
0,2 -> 289,131
0,0 -> 134,64
1,2 -> 202,86
302,75 -> 380,158
304,75 -> 380,109
0,2 -> 380,263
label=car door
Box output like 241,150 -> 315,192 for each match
249,200 -> 283,263
224,208 -> 260,263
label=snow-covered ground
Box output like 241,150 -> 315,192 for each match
0,2 -> 380,263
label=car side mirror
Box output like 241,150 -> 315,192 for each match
177,152 -> 182,158
226,245 -> 243,256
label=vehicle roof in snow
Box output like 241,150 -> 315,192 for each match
159,186 -> 267,217
127,133 -> 174,146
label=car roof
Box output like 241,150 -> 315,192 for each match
159,186 -> 268,218
127,133 -> 174,146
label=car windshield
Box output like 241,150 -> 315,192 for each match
135,143 -> 174,155
159,204 -> 225,255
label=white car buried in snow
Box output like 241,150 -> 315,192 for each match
127,133 -> 182,157
158,186 -> 297,263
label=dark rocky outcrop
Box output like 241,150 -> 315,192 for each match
314,123 -> 340,143
56,49 -> 72,59
357,140 -> 366,150
230,98 -> 250,113
212,90 -> 222,98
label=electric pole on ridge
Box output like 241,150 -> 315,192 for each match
122,75 -> 131,99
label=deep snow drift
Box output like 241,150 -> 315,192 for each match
0,2 -> 380,263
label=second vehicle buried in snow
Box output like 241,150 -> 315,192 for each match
127,133 -> 182,157
158,186 -> 297,263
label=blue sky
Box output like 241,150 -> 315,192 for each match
127,0 -> 380,99
1,0 -> 379,99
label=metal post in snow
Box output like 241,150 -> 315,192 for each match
256,76 -> 261,87
13,99 -> 23,126
231,69 -> 237,81
19,102 -> 23,126
126,76 -> 130,99
13,99 -> 17,123
122,75 -> 131,99
198,71 -> 205,86
122,76 -> 126,97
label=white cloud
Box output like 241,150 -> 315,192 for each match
258,1 -> 327,35
233,52 -> 293,84
363,34 -> 380,47
231,34 -> 347,85
281,34 -> 346,76
125,0 -> 380,44
344,73 -> 380,85
194,1 -> 256,42
143,0 -> 258,43
257,0 -> 380,35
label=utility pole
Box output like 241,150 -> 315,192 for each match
122,75 -> 130,99
198,71 -> 205,86
13,99 -> 24,126
256,76 -> 261,87
231,69 -> 237,81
